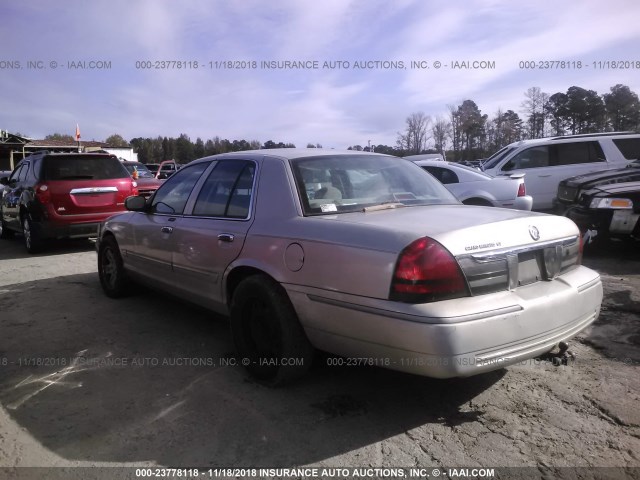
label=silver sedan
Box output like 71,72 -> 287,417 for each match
97,149 -> 602,385
412,159 -> 533,210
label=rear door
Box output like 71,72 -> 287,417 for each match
171,160 -> 257,308
41,155 -> 133,216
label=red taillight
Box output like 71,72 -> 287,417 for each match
517,182 -> 526,197
34,184 -> 51,204
390,237 -> 469,303
577,233 -> 583,265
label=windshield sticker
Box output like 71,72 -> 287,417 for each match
320,204 -> 338,213
393,192 -> 416,201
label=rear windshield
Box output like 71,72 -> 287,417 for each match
42,155 -> 129,180
291,154 -> 458,215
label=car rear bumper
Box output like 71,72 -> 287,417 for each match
285,265 -> 602,378
34,220 -> 103,239
34,210 -> 124,239
498,195 -> 533,211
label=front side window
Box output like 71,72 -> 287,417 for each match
503,146 -> 549,171
151,162 -> 210,215
192,160 -> 255,218
291,155 -> 458,215
483,146 -> 517,170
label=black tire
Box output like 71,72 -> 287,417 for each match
22,214 -> 43,253
98,235 -> 130,298
0,211 -> 14,239
230,274 -> 314,386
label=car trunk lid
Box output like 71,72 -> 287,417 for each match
47,178 -> 134,215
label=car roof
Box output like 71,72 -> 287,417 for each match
192,148 -> 394,164
412,159 -> 491,177
504,131 -> 640,148
26,151 -> 115,158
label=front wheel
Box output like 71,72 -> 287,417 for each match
230,275 -> 314,386
98,236 -> 130,298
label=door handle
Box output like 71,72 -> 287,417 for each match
161,226 -> 174,234
218,233 -> 234,243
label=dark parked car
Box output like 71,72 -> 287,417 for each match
557,160 -> 640,244
145,160 -> 179,179
0,151 -> 138,252
121,161 -> 164,198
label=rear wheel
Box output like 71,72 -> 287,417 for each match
98,236 -> 130,297
462,198 -> 493,207
22,215 -> 43,253
230,274 -> 314,386
0,211 -> 14,239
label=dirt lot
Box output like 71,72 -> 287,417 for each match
0,236 -> 639,478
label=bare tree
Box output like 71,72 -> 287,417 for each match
431,117 -> 451,159
521,87 -> 549,138
397,112 -> 432,155
447,104 -> 463,161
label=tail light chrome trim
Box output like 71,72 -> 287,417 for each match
69,187 -> 119,194
458,235 -> 581,295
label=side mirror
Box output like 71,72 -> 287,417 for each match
125,195 -> 148,211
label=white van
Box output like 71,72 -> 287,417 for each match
481,132 -> 640,210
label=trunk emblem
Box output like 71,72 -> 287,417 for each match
529,225 -> 540,241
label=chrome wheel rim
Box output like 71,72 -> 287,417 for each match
23,218 -> 31,250
101,248 -> 118,289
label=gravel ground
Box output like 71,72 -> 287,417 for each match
0,236 -> 638,479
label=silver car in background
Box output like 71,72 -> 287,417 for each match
97,149 -> 602,385
412,159 -> 533,210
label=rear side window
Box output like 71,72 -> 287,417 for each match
613,138 -> 640,160
42,155 -> 129,180
17,162 -> 30,182
9,164 -> 26,182
555,141 -> 604,165
192,160 -> 255,218
422,166 -> 459,184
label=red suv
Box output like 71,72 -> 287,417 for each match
0,151 -> 138,252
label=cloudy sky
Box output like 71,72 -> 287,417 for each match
1,0 -> 639,149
